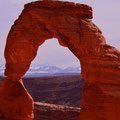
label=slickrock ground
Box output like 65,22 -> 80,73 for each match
34,102 -> 80,120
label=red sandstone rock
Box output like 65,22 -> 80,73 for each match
0,78 -> 34,120
0,0 -> 120,120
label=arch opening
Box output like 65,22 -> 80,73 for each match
29,38 -> 80,69
23,38 -> 84,107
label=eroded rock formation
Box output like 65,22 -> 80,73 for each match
0,0 -> 120,120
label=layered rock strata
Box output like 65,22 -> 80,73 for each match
0,0 -> 120,120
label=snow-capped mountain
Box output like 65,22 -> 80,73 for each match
29,65 -> 62,73
0,65 -> 81,77
25,65 -> 81,77
63,67 -> 81,73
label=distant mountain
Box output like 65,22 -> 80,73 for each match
29,65 -> 62,73
0,65 -> 81,77
63,67 -> 81,73
25,65 -> 81,77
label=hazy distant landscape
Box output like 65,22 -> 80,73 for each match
0,65 -> 81,77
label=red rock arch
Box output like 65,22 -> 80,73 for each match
0,1 -> 120,120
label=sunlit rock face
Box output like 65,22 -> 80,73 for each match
0,0 -> 120,120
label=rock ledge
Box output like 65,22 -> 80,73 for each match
34,102 -> 80,120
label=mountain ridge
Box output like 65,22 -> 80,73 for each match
0,65 -> 81,77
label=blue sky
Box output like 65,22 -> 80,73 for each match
0,0 -> 120,68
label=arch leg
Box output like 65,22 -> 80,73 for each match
0,9 -> 53,120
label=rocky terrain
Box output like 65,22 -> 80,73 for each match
0,75 -> 82,120
0,75 -> 84,107
23,75 -> 84,107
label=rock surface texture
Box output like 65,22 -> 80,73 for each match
0,0 -> 120,120
34,102 -> 80,120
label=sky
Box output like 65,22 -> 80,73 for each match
0,0 -> 120,68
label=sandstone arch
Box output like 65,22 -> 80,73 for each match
0,1 -> 120,120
